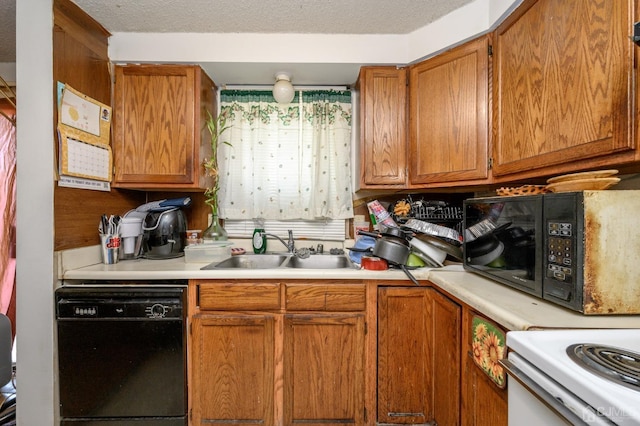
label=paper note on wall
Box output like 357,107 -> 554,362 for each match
60,87 -> 102,136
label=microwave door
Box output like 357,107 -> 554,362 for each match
463,195 -> 544,297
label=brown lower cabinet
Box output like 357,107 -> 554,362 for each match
189,280 -> 507,426
189,280 -> 366,425
377,286 -> 461,425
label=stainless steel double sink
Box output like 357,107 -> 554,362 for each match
202,253 -> 354,270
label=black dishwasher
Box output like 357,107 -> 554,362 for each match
55,283 -> 187,426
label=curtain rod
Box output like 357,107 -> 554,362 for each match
222,85 -> 349,91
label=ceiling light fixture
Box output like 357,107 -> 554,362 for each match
272,72 -> 295,104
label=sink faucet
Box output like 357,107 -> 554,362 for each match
260,230 -> 295,253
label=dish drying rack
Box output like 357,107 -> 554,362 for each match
389,198 -> 464,234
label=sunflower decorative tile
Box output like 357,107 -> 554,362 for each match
471,316 -> 506,388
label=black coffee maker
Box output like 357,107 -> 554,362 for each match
141,208 -> 187,259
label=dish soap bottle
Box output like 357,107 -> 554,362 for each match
252,228 -> 266,254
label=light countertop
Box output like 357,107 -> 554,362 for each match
59,246 -> 640,332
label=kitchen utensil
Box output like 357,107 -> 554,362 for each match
466,237 -> 505,266
410,249 -> 443,268
371,236 -> 410,265
142,208 -> 188,259
361,256 -> 388,270
357,230 -> 420,285
406,252 -> 426,268
380,226 -> 413,240
99,234 -> 121,264
347,235 -> 377,264
464,221 -> 511,243
495,185 -> 549,196
546,177 -> 620,192
119,216 -> 144,259
403,218 -> 462,244
358,229 -> 412,247
413,233 -> 463,262
400,264 -> 420,286
546,169 -> 618,184
409,237 -> 446,267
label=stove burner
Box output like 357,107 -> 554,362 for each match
567,344 -> 640,392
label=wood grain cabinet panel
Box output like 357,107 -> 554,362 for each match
198,282 -> 280,311
283,313 -> 365,425
191,313 -> 276,426
285,283 -> 366,311
357,66 -> 408,188
377,286 -> 461,425
113,64 -> 215,189
409,36 -> 489,185
493,0 -> 635,177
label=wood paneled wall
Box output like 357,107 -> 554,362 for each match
53,0 -> 144,251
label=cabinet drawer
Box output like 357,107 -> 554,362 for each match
285,284 -> 366,311
198,283 -> 280,311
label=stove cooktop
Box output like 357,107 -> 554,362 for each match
567,343 -> 640,392
508,329 -> 640,425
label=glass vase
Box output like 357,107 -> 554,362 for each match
202,208 -> 228,242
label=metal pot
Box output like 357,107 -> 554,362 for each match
358,230 -> 419,285
372,237 -> 410,265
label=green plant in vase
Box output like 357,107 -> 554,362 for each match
202,109 -> 232,242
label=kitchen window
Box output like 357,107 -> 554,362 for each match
217,90 -> 353,226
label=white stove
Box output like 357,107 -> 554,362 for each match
505,329 -> 640,425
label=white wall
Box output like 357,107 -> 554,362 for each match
107,0 -> 523,86
15,0 -> 56,424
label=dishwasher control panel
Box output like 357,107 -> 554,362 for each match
55,286 -> 185,320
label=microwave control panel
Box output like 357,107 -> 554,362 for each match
541,191 -> 584,311
546,222 -> 574,284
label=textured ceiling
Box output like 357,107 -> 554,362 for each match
0,0 -> 472,63
71,0 -> 473,34
0,1 -> 16,63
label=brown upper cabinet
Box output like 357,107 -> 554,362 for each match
409,36 -> 490,186
357,66 -> 408,188
113,64 -> 215,190
357,37 -> 490,190
492,0 -> 638,178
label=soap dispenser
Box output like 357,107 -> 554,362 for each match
252,228 -> 266,254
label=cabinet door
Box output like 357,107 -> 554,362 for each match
409,37 -> 489,185
358,66 -> 408,188
429,289 -> 462,426
377,287 -> 461,425
191,313 -> 276,426
493,0 -> 634,177
283,313 -> 365,425
113,64 -> 215,189
461,308 -> 507,426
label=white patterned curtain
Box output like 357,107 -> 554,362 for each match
218,90 -> 353,220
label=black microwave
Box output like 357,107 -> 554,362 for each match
463,191 -> 640,315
